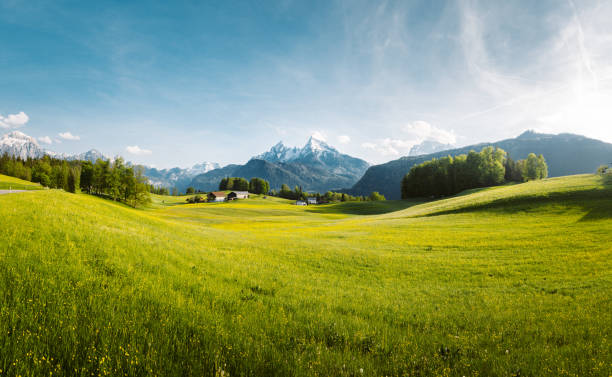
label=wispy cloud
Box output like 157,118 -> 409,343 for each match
0,111 -> 29,129
126,145 -> 152,155
58,132 -> 80,141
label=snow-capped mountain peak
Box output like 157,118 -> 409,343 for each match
1,131 -> 46,159
302,136 -> 336,155
187,161 -> 221,175
254,136 -> 340,163
3,130 -> 39,145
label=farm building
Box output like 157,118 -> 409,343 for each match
207,191 -> 227,202
227,191 -> 250,200
295,200 -> 307,206
307,198 -> 318,205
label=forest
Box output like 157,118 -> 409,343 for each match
0,154 -> 150,207
401,146 -> 548,198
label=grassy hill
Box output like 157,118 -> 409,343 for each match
349,131 -> 612,199
0,175 -> 610,376
0,174 -> 43,190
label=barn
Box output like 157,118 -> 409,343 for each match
307,198 -> 318,205
295,200 -> 307,206
227,191 -> 249,200
207,191 -> 227,202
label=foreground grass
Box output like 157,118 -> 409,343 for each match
0,175 -> 610,376
0,174 -> 43,190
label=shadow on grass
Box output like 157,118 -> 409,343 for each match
305,200 -> 423,215
420,185 -> 612,220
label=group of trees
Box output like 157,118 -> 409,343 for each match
272,184 -> 385,202
149,185 -> 170,196
218,177 -> 271,194
0,154 -> 81,192
504,154 -> 548,182
0,154 -> 150,207
80,158 -> 150,206
219,177 -> 250,191
401,147 -> 548,199
248,178 -> 270,195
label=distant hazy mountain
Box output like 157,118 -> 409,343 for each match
142,162 -> 221,191
66,149 -> 109,163
190,136 -> 370,192
348,131 -> 612,199
409,140 -> 454,156
0,131 -> 47,159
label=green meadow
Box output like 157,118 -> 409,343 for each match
0,174 -> 610,376
0,174 -> 43,191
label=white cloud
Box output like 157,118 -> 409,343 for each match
403,121 -> 456,145
58,132 -> 80,141
0,111 -> 29,129
337,135 -> 351,144
126,145 -> 152,155
311,131 -> 327,141
362,121 -> 456,157
38,136 -> 52,144
362,138 -> 412,156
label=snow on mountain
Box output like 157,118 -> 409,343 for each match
0,131 -> 47,159
253,135 -> 342,163
67,149 -> 110,162
187,162 -> 221,176
187,135 -> 371,192
142,162 -> 221,191
1,130 -> 217,191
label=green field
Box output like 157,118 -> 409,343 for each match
0,174 -> 43,190
0,174 -> 610,376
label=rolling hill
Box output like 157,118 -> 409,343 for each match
349,131 -> 612,199
1,174 -> 610,376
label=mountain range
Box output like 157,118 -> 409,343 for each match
0,131 -> 218,191
0,131 -> 48,159
5,129 -> 612,197
142,162 -> 220,191
348,131 -> 612,199
190,136 -> 370,192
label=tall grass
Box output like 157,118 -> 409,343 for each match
0,174 -> 610,376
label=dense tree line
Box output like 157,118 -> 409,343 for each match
272,184 -> 385,202
218,177 -> 271,194
0,154 -> 150,207
219,177 -> 249,191
401,147 -> 548,199
149,185 -> 170,195
1,154 -> 81,192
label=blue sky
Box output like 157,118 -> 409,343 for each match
1,0 -> 612,167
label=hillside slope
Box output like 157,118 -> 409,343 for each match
1,175 -> 610,376
350,131 -> 612,199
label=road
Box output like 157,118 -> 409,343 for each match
0,190 -> 27,195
